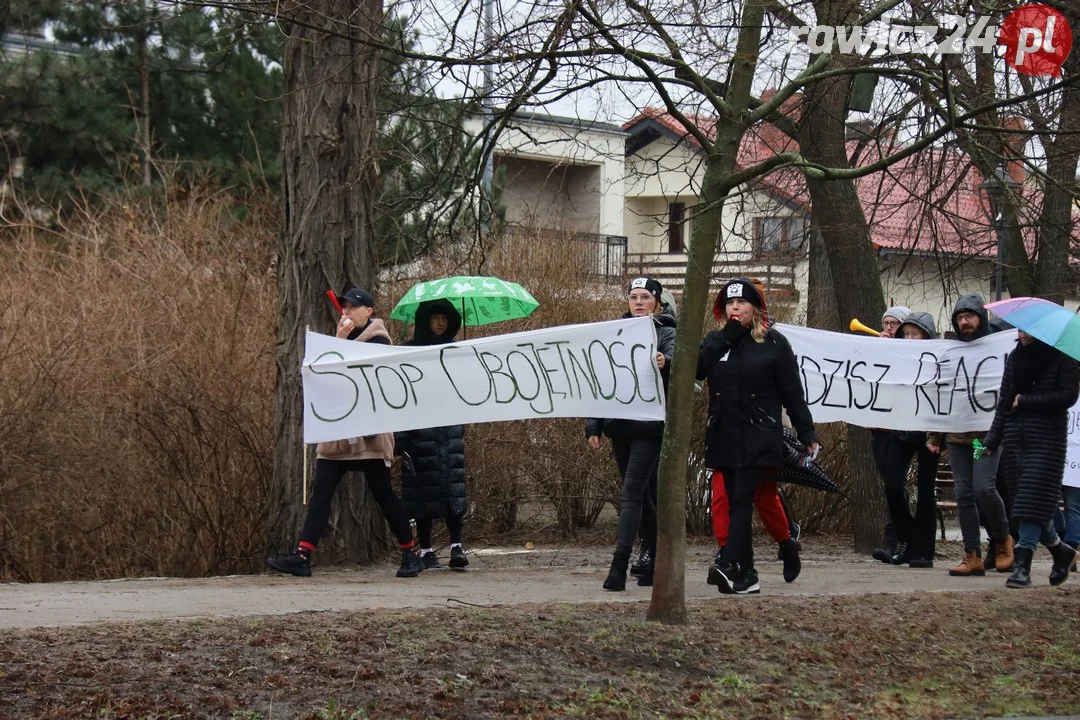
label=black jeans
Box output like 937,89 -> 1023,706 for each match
610,436 -> 662,553
300,459 -> 414,548
871,430 -> 902,546
881,437 -> 940,560
718,466 -> 765,572
417,513 -> 464,548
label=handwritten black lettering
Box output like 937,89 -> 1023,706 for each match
799,356 -> 827,405
308,351 -> 359,421
869,364 -> 893,412
971,355 -> 1000,412
440,346 -> 493,406
374,365 -> 410,410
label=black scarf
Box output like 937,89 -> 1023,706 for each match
1010,338 -> 1054,394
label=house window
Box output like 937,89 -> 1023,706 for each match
754,215 -> 808,255
668,202 -> 686,253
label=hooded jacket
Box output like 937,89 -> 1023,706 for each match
899,312 -> 936,339
929,294 -> 1009,446
395,300 -> 468,519
985,339 -> 1080,522
696,283 -> 818,470
585,303 -> 677,439
316,318 -> 396,463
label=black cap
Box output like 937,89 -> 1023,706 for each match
337,288 -> 375,308
628,276 -> 663,299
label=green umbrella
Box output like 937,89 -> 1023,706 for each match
390,275 -> 539,329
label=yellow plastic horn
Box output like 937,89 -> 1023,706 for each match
849,318 -> 881,337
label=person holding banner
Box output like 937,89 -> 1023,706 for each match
267,288 -> 425,579
929,295 -> 1013,577
587,277 -> 675,591
878,312 -> 942,568
697,278 -> 819,595
395,299 -> 470,571
871,306 -> 912,564
983,331 -> 1079,588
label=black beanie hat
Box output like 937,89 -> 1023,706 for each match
628,276 -> 663,300
718,277 -> 764,309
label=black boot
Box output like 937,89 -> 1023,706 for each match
1048,542 -> 1077,587
603,547 -> 631,591
984,541 -> 997,575
630,547 -> 653,578
779,538 -> 801,583
1006,547 -> 1033,589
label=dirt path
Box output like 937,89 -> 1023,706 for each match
0,542 -> 1033,629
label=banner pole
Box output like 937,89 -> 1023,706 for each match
303,324 -> 310,505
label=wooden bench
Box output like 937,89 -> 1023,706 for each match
935,460 -> 955,540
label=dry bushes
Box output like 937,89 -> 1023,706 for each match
0,190 -> 276,582
0,209 -> 854,582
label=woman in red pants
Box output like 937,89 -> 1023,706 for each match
705,278 -> 801,585
708,469 -> 801,583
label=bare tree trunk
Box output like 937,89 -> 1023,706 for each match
648,0 -> 766,625
806,225 -> 840,330
267,0 -> 390,564
796,44 -> 886,554
1033,29 -> 1080,304
137,0 -> 152,187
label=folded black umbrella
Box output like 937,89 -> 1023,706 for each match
764,427 -> 843,494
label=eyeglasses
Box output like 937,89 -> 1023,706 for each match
883,320 -> 901,328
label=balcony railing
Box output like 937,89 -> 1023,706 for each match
574,233 -> 627,282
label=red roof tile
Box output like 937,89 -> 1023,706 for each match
623,109 -> 1066,259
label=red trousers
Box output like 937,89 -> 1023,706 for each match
710,470 -> 791,546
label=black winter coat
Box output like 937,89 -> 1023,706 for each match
985,340 -> 1080,523
396,299 -> 468,520
585,308 -> 677,440
696,325 -> 818,470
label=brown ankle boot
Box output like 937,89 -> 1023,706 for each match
948,549 -> 986,576
995,535 -> 1015,573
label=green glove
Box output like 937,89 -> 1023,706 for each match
972,438 -> 986,461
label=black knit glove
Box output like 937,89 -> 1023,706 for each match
722,317 -> 746,342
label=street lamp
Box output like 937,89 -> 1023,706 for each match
978,164 -> 1021,301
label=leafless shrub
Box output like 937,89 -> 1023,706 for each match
0,187 -> 275,582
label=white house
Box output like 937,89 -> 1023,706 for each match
485,108 -> 1079,330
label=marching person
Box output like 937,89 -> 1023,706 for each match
587,277 -> 676,591
697,278 -> 819,595
879,312 -> 941,568
928,294 -> 1013,576
395,299 -> 470,570
706,279 -> 802,585
266,288 -> 424,579
984,330 -> 1079,588
871,306 -> 912,563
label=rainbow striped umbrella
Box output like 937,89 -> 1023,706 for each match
985,297 -> 1080,362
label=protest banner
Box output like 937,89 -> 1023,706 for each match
776,323 -> 1019,433
1067,408 -> 1080,489
302,317 -> 665,443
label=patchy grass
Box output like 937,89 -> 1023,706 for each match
2,588 -> 1079,719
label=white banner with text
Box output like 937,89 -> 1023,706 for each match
302,317 -> 665,443
776,323 -> 1019,433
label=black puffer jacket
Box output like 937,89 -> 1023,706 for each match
696,325 -> 818,470
585,306 -> 676,440
985,339 -> 1080,523
396,299 -> 468,520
